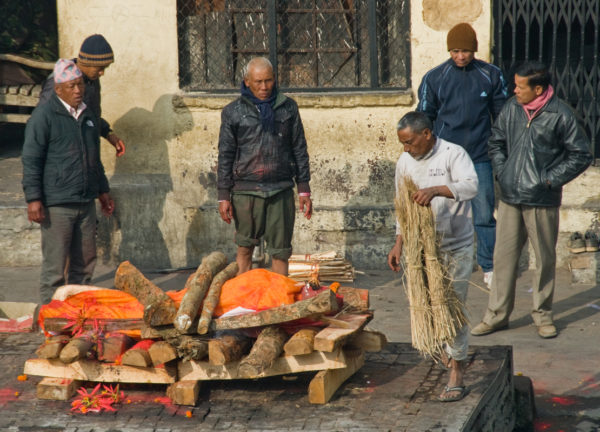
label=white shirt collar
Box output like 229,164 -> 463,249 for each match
57,96 -> 87,120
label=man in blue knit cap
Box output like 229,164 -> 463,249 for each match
38,34 -> 125,157
417,23 -> 508,289
217,57 -> 312,276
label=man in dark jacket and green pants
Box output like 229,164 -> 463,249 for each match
471,62 -> 592,339
217,57 -> 312,276
22,59 -> 114,304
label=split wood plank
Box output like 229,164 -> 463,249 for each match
43,317 -> 144,334
121,340 -> 155,367
238,326 -> 288,378
114,260 -> 177,326
166,380 -> 201,406
313,313 -> 372,353
308,348 -> 365,404
174,252 -> 228,333
98,333 -> 135,362
178,347 -> 348,381
209,288 -> 339,331
148,341 -> 178,366
337,286 -> 369,310
37,377 -> 81,401
35,335 -> 70,359
24,358 -> 177,384
197,262 -> 238,334
283,328 -> 317,356
346,329 -> 388,352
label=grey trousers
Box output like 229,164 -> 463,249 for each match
39,202 -> 97,304
483,201 -> 559,327
442,243 -> 473,362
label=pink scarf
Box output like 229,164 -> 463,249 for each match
521,85 -> 554,122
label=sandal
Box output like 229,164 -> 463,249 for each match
437,352 -> 452,370
438,385 -> 468,402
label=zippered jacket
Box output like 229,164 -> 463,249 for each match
417,58 -> 507,163
217,93 -> 310,201
22,94 -> 110,206
488,95 -> 592,207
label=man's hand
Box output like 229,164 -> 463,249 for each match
412,185 -> 453,206
107,133 -> 125,157
27,200 -> 45,224
219,200 -> 233,224
99,193 -> 115,216
387,235 -> 403,272
299,195 -> 312,220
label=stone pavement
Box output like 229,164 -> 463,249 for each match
0,264 -> 599,431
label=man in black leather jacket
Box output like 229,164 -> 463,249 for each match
217,57 -> 312,276
472,62 -> 592,339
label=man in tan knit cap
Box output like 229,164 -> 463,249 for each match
417,23 -> 508,291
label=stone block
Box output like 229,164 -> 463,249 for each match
568,251 -> 600,284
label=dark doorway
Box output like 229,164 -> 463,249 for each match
493,0 -> 600,159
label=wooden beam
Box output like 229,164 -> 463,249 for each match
43,317 -> 144,334
346,329 -> 388,352
308,348 -> 365,404
166,380 -> 201,406
210,288 -> 339,331
337,286 -> 369,310
24,358 -> 177,384
178,347 -> 348,381
148,341 -> 178,366
121,340 -> 155,367
37,377 -> 81,401
313,313 -> 372,353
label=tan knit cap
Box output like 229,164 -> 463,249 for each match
447,23 -> 478,52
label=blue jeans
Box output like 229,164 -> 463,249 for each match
472,162 -> 496,272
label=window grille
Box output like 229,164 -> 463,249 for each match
177,0 -> 410,92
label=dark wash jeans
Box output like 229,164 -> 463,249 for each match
472,161 -> 496,272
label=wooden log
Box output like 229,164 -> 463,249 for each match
59,336 -> 94,364
166,380 -> 201,406
313,313 -> 372,353
308,348 -> 365,404
121,340 -> 155,367
174,252 -> 228,333
24,358 -> 177,383
208,332 -> 252,365
197,262 -> 238,334
283,328 -> 317,356
43,317 -> 144,334
35,335 -> 70,359
337,286 -> 369,310
98,333 -> 135,362
238,326 -> 288,378
211,288 -> 339,331
175,335 -> 209,361
114,260 -> 177,326
37,377 -> 81,401
148,341 -> 178,366
346,329 -> 388,352
178,347 -> 348,381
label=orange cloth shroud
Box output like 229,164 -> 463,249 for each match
213,269 -> 302,317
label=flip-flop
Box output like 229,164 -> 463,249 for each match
437,353 -> 452,370
438,385 -> 468,402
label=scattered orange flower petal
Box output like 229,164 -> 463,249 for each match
185,410 -> 192,418
126,399 -> 132,404
17,374 -> 28,381
14,392 -> 20,397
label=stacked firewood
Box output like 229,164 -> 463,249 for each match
35,251 -> 378,382
288,250 -> 356,283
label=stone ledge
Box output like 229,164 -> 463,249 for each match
173,89 -> 414,110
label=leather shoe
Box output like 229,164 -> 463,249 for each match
470,321 -> 508,336
537,324 -> 557,339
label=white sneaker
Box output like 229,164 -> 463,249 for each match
483,271 -> 493,289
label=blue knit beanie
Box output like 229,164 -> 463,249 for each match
78,34 -> 114,67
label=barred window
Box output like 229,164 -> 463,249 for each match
177,0 -> 410,92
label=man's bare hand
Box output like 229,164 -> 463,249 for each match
412,187 -> 438,206
107,133 -> 126,157
387,236 -> 403,272
27,200 -> 45,224
219,200 -> 233,224
299,195 -> 312,220
99,193 -> 115,216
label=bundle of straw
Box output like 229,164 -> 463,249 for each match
288,251 -> 355,282
394,175 -> 468,359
